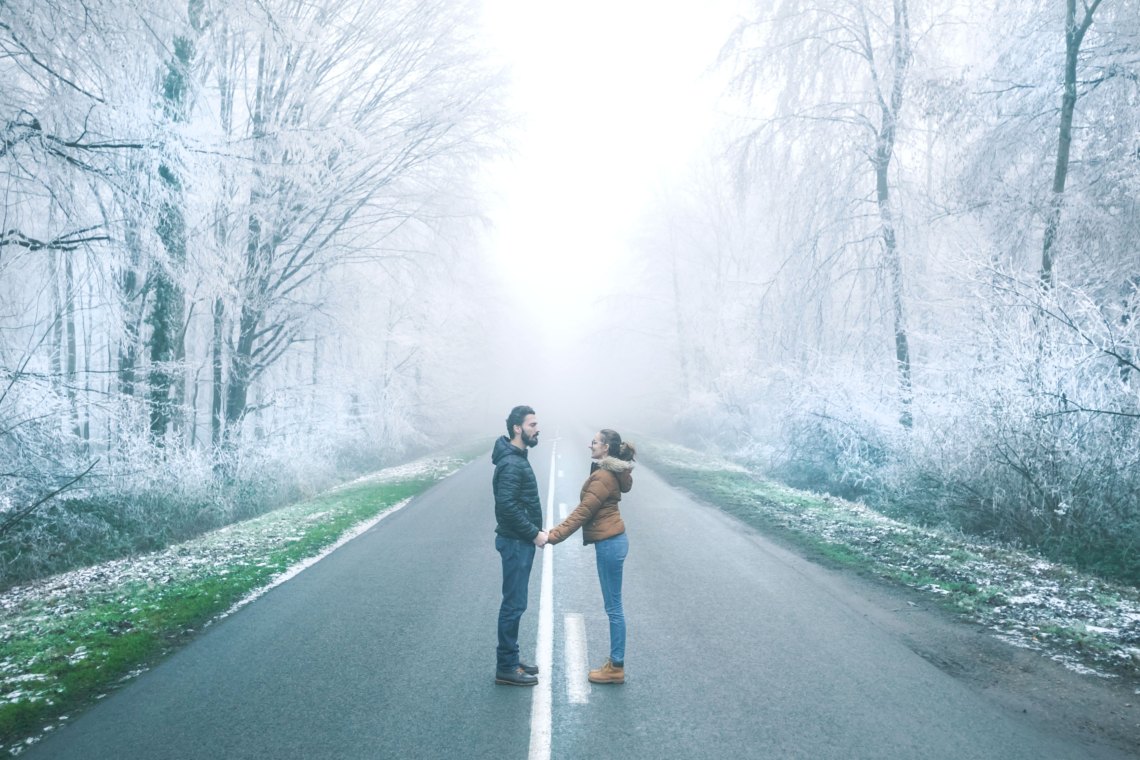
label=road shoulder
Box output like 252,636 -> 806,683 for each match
641,438 -> 1140,756
831,557 -> 1140,756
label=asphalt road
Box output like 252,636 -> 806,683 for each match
23,433 -> 1135,759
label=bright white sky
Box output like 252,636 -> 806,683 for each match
478,0 -> 742,343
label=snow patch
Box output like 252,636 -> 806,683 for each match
1,674 -> 47,685
1053,657 -> 1114,679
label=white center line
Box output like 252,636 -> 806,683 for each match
528,440 -> 557,760
564,613 -> 590,704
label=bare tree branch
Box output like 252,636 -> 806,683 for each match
0,458 -> 100,537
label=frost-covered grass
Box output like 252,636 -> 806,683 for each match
0,453 -> 469,757
643,439 -> 1140,681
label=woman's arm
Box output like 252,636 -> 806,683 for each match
547,476 -> 611,544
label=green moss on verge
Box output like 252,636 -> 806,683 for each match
0,475 -> 442,752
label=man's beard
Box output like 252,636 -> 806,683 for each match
522,431 -> 540,448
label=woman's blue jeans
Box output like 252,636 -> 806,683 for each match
594,532 -> 629,664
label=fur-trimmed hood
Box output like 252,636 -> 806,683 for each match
597,456 -> 634,474
593,456 -> 634,493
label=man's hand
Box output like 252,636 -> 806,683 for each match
533,531 -> 548,548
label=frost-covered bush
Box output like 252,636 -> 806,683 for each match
0,423 -> 411,589
906,281 -> 1140,581
672,390 -> 738,447
672,367 -> 781,452
0,372 -> 95,581
716,307 -> 1140,584
890,370 -> 1140,582
743,370 -> 896,502
751,278 -> 1140,582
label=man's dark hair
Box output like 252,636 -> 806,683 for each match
506,405 -> 535,436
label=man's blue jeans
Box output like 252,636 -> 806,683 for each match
496,535 -> 536,672
594,532 -> 629,664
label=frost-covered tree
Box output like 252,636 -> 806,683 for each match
626,0 -> 1140,579
724,0 -> 939,427
204,0 -> 501,446
0,0 -> 505,562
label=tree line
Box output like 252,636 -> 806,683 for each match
634,0 -> 1140,581
0,0 -> 503,585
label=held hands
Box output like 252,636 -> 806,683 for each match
534,531 -> 549,548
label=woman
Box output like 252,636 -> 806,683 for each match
547,429 -> 635,684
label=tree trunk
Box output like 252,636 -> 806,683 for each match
64,251 -> 83,440
211,297 -> 225,446
223,301 -> 258,441
173,304 -> 190,444
147,26 -> 198,444
147,198 -> 184,444
310,332 -> 320,437
1040,0 -> 1102,289
118,219 -> 144,399
50,253 -> 63,387
210,20 -> 235,450
869,0 -> 913,428
189,363 -> 201,449
83,276 -> 92,446
224,39 -> 270,444
877,160 -> 913,428
668,230 -> 692,402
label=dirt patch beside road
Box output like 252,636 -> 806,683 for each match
840,568 -> 1140,756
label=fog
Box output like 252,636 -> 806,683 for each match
2,0 -> 1139,583
478,0 -> 735,432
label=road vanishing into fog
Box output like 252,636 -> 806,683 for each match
24,431 -> 1134,760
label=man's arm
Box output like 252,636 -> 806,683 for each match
494,462 -> 541,540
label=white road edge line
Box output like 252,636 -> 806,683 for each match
564,613 -> 589,704
216,497 -> 414,622
528,441 -> 557,760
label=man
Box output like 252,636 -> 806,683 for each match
492,405 -> 548,686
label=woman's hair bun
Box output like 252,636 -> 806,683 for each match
600,429 -> 636,461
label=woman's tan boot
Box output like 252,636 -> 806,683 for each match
587,659 -> 625,684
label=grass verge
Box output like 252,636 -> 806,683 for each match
641,438 -> 1140,681
0,454 -> 469,756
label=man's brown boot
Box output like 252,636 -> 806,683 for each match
587,659 -> 624,684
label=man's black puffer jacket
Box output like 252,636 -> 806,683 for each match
492,435 -> 542,541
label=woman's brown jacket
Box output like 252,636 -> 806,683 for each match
547,456 -> 634,545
